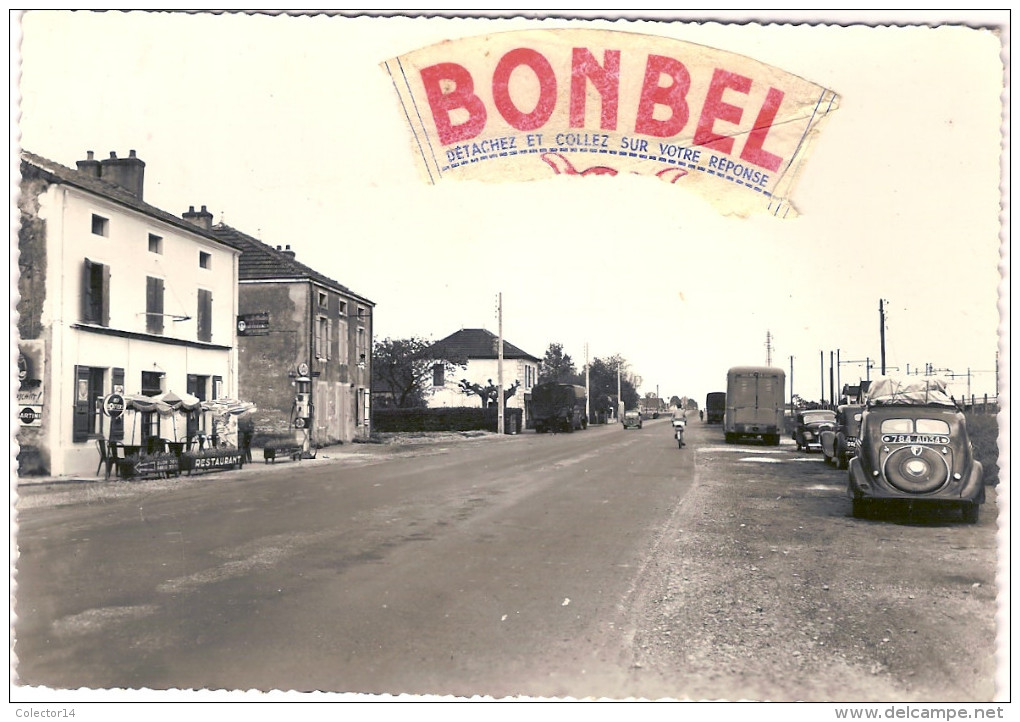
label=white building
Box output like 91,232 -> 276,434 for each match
426,328 -> 540,426
16,150 -> 241,477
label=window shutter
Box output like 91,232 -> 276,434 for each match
101,263 -> 111,326
146,277 -> 164,334
197,290 -> 212,342
73,365 -> 90,441
212,375 -> 222,400
111,367 -> 125,441
81,259 -> 93,323
327,319 -> 332,361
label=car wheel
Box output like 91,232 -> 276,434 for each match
961,502 -> 980,524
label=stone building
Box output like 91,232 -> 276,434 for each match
206,224 -> 375,447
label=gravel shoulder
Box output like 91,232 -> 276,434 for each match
625,439 -> 1001,702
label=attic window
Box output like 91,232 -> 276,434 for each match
318,291 -> 328,308
199,251 -> 212,269
338,301 -> 347,317
91,214 -> 109,237
148,233 -> 163,254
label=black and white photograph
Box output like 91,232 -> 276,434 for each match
9,9 -> 1009,715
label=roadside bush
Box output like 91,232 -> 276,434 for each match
373,407 -> 523,433
965,412 -> 1000,485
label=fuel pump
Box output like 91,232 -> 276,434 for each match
293,371 -> 312,455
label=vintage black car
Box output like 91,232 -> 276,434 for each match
847,377 -> 984,522
793,409 -> 837,452
820,404 -> 863,469
622,410 -> 643,429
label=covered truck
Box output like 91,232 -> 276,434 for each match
531,382 -> 588,433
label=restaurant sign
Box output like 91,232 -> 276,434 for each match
237,312 -> 270,337
384,28 -> 839,218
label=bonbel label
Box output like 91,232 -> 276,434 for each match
384,28 -> 839,217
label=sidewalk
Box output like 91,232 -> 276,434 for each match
13,444 -> 366,488
13,431 -> 507,488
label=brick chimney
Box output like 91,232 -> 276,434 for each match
98,150 -> 145,199
182,205 -> 214,231
75,150 -> 101,178
281,244 -> 296,259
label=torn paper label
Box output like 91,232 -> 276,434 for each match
383,28 -> 839,218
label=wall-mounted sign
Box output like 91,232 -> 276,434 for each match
384,28 -> 839,218
19,406 -> 42,427
237,312 -> 270,336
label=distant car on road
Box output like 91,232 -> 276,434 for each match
623,410 -> 643,429
794,409 -> 837,452
847,377 -> 984,523
821,404 -> 863,469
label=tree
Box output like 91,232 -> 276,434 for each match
458,378 -> 521,407
538,343 -> 582,384
587,355 -> 639,414
372,336 -> 466,408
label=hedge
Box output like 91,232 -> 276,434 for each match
373,406 -> 523,433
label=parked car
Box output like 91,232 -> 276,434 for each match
793,409 -> 837,452
820,404 -> 863,469
623,410 -> 643,429
847,377 -> 984,523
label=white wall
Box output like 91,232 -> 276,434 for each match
38,183 -> 239,476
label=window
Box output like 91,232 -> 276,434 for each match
199,251 -> 212,269
187,374 -> 210,438
317,291 -> 328,308
140,371 -> 163,441
357,327 -> 366,365
433,363 -> 445,387
197,289 -> 213,342
357,306 -> 366,319
916,419 -> 951,435
146,276 -> 164,334
72,365 -> 105,442
91,214 -> 109,236
148,234 -> 163,254
315,316 -> 331,361
338,301 -> 347,317
81,258 -> 110,325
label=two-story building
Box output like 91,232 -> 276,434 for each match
16,150 -> 240,476
206,223 -> 375,447
427,328 -> 540,426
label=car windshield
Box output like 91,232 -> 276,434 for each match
803,412 -> 835,423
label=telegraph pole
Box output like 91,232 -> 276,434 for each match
497,292 -> 504,436
765,330 -> 773,367
879,299 -> 887,375
584,343 -> 590,423
617,362 -> 622,422
789,355 -> 795,411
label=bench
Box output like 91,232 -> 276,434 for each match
263,445 -> 303,464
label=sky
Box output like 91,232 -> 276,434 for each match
12,10 -> 1008,407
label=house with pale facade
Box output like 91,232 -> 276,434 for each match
16,150 -> 240,476
427,328 -> 540,427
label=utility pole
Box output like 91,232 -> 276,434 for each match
584,343 -> 590,424
617,362 -> 622,422
765,330 -> 773,367
497,292 -> 504,436
879,299 -> 887,375
820,350 -> 824,402
789,355 -> 795,411
829,351 -> 835,407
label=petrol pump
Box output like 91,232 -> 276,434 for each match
293,366 -> 312,456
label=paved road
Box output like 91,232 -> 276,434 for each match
14,419 -> 697,697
